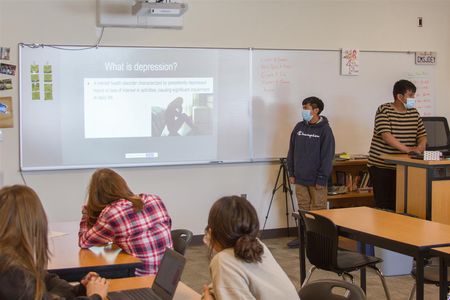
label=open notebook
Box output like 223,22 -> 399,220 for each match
108,248 -> 186,300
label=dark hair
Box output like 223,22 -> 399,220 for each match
207,196 -> 263,263
393,79 -> 416,99
302,96 -> 324,114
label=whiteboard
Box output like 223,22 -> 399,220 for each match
19,45 -> 435,170
252,49 -> 435,159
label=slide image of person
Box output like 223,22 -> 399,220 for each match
165,97 -> 196,136
151,95 -> 213,137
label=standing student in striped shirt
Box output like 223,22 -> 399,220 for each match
368,79 -> 427,210
78,168 -> 173,276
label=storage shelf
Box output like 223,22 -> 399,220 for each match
328,191 -> 373,200
333,159 -> 368,167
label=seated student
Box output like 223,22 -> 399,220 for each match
78,168 -> 173,276
202,196 -> 299,300
0,185 -> 109,300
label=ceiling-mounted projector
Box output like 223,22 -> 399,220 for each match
132,1 -> 188,17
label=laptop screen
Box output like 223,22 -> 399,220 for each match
152,248 -> 186,300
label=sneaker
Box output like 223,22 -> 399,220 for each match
287,238 -> 300,248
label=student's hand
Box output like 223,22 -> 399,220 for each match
289,177 -> 296,184
408,147 -> 423,155
80,272 -> 99,287
403,146 -> 417,153
315,184 -> 325,190
416,144 -> 426,153
202,284 -> 213,300
86,276 -> 109,299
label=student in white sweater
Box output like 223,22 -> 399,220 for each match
202,196 -> 300,300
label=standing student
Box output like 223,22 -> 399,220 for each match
202,196 -> 299,300
0,185 -> 109,300
78,168 -> 173,276
287,96 -> 335,211
368,79 -> 427,210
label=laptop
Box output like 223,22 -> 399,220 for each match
108,248 -> 186,300
408,151 -> 424,160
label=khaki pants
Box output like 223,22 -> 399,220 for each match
295,184 -> 327,211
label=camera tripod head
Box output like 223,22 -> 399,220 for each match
279,157 -> 288,168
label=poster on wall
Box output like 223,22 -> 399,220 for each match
0,97 -> 13,128
0,47 -> 10,60
341,48 -> 359,76
0,63 -> 16,76
0,79 -> 12,91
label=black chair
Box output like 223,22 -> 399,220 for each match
299,279 -> 366,300
171,229 -> 193,255
422,117 -> 450,153
299,210 -> 391,299
408,263 -> 450,300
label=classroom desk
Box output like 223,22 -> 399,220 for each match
108,275 -> 201,300
296,207 -> 450,300
109,275 -> 201,299
382,154 -> 450,224
47,222 -> 142,282
430,247 -> 450,300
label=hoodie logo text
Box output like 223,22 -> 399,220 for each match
297,130 -> 320,138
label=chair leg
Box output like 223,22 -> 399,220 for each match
342,272 -> 354,284
341,273 -> 355,298
370,266 -> 391,300
408,283 -> 416,300
302,266 -> 317,287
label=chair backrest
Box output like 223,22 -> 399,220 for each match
299,279 -> 366,300
171,229 -> 193,255
422,117 -> 450,151
299,210 -> 339,270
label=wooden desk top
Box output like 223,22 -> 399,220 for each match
313,207 -> 450,248
382,154 -> 450,166
431,247 -> 450,255
47,222 -> 140,271
109,276 -> 200,300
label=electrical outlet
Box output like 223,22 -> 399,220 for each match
418,17 -> 423,27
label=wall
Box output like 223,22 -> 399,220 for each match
0,0 -> 449,234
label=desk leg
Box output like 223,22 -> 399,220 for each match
416,252 -> 424,300
439,257 -> 448,300
299,218 -> 306,285
360,242 -> 366,293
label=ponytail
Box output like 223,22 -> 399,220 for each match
234,235 -> 264,263
208,196 -> 263,263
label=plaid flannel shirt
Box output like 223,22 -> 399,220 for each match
78,193 -> 173,276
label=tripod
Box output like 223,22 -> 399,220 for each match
263,158 -> 297,236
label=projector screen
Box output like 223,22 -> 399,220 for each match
20,46 -> 251,170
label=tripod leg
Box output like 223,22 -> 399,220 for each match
281,162 -> 298,235
284,188 -> 290,236
262,164 -> 283,232
285,168 -> 298,228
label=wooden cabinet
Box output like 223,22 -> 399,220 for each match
328,159 -> 375,208
383,154 -> 450,225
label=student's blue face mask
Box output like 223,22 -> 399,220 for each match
404,98 -> 415,109
302,110 -> 313,122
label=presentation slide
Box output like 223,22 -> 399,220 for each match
20,46 -> 250,170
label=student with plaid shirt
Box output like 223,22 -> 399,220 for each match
78,168 -> 173,276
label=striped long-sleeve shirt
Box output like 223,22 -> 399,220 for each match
368,103 -> 427,169
78,194 -> 173,276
